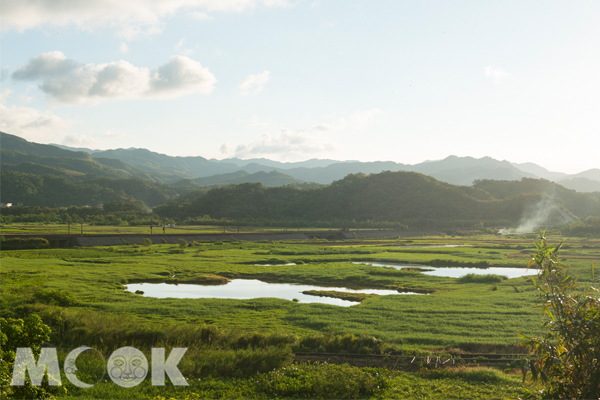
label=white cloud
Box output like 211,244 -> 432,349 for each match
19,95 -> 34,103
263,0 -> 290,6
310,124 -> 332,131
484,65 -> 511,83
239,70 -> 270,95
231,108 -> 381,159
234,128 -> 335,160
0,89 -> 13,104
240,115 -> 271,126
63,134 -> 100,147
12,51 -> 216,103
315,108 -> 383,131
119,42 -> 129,53
103,129 -> 123,138
148,55 -> 216,97
189,11 -> 214,21
213,48 -> 230,57
347,108 -> 383,129
219,143 -> 229,154
1,0 -> 288,37
175,38 -> 195,56
0,103 -> 70,142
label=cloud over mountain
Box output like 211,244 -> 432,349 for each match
234,128 -> 335,160
0,104 -> 70,143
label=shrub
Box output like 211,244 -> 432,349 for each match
141,238 -> 152,246
520,231 -> 600,399
177,238 -> 188,249
456,274 -> 507,283
187,274 -> 229,285
0,315 -> 64,399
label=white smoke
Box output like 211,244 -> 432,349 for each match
499,194 -> 576,235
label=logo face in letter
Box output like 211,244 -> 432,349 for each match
107,347 -> 148,388
64,346 -> 105,388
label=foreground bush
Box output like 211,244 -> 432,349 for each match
0,315 -> 64,399
520,231 -> 600,399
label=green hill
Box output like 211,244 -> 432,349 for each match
558,178 -> 600,193
90,148 -> 239,179
0,171 -> 186,208
1,132 -> 91,160
0,132 -> 159,181
154,171 -> 549,227
473,178 -> 600,219
0,162 -> 86,179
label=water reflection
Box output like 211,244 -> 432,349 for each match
126,279 -> 418,307
359,262 -> 538,278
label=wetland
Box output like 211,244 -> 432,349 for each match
2,231 -> 598,399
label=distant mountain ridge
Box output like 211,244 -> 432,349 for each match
3,132 -> 599,190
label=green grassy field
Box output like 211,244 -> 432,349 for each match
1,232 -> 598,398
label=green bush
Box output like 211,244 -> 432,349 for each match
520,231 -> 600,399
141,238 -> 152,246
177,238 -> 188,249
456,274 -> 507,283
0,315 -> 64,399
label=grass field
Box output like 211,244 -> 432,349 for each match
1,232 -> 598,398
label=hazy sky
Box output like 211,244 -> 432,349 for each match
1,1 -> 599,173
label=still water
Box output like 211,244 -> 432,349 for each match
359,262 -> 538,279
126,279 -> 419,307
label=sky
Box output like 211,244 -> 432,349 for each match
1,0 -> 599,174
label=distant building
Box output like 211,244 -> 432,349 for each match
96,204 -> 104,210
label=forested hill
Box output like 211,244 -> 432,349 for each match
1,132 -> 158,181
0,172 -> 195,208
154,171 -> 600,228
473,179 -> 600,219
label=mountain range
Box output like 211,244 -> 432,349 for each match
1,131 -> 599,209
46,136 -> 598,190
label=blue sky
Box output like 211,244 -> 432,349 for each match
1,0 -> 599,173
